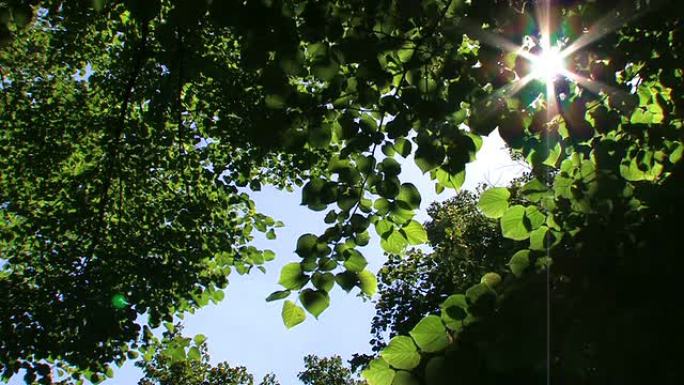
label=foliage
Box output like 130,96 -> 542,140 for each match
0,2 -> 306,381
1,0 -> 478,379
0,0 -> 682,383
140,348 -> 361,385
297,355 -> 365,385
367,189 -> 512,354
360,1 -> 684,384
137,325 -> 279,385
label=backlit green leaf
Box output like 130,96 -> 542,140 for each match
381,336 -> 420,370
266,290 -> 291,302
299,289 -> 330,318
282,301 -> 306,329
501,205 -> 530,240
396,183 -> 421,210
343,250 -> 368,272
381,230 -> 408,254
409,315 -> 449,353
509,250 -> 531,277
479,187 -> 510,218
402,220 -> 427,245
363,359 -> 396,385
358,269 -> 378,296
392,371 -> 419,385
278,263 -> 308,290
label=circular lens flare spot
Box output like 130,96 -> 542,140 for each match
530,46 -> 566,83
111,293 -> 129,309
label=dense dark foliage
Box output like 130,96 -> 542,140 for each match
0,0 -> 682,384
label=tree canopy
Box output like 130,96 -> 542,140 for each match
367,189 -> 503,351
1,0 -> 683,384
297,355 -> 364,385
136,325 -> 279,385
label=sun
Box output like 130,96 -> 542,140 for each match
530,45 -> 566,84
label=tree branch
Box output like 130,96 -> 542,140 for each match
85,22 -> 150,266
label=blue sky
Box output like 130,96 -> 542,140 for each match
6,130 -> 524,385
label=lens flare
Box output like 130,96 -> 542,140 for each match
530,45 -> 566,84
461,0 -> 636,138
111,293 -> 128,309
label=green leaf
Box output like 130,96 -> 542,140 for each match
356,155 -> 376,174
166,345 -> 186,362
509,250 -> 531,277
437,168 -> 465,190
415,143 -> 444,173
324,210 -> 338,224
350,214 -> 371,232
278,263 -> 308,290
311,272 -> 335,292
318,257 -> 338,271
381,230 -> 408,254
375,218 -> 393,238
465,283 -> 496,305
266,229 -> 276,240
393,138 -> 412,157
381,336 -> 420,370
382,143 -> 396,157
409,315 -> 450,353
335,271 -> 358,292
501,205 -> 530,240
299,289 -> 330,318
392,371 -> 419,385
266,290 -> 291,302
355,230 -> 371,246
402,220 -> 428,245
301,257 -> 318,272
193,334 -> 207,345
440,294 -> 468,331
520,178 -> 550,202
213,290 -> 226,303
263,250 -> 276,262
380,157 -> 402,176
343,250 -> 368,272
312,60 -> 339,81
478,187 -> 510,218
111,294 -> 128,309
295,234 -> 318,258
396,42 -> 416,63
362,359 -> 396,385
282,300 -> 306,329
378,177 -> 401,199
389,205 -> 415,225
358,269 -> 378,296
308,124 -> 332,148
480,272 -> 502,288
187,346 -> 201,361
374,198 -> 391,216
525,205 -> 546,230
396,183 -> 421,210
670,143 -> 683,164
529,226 -> 549,251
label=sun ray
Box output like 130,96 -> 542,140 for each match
460,0 -> 646,134
495,73 -> 536,100
560,2 -> 647,58
534,0 -> 553,50
458,18 -> 524,55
